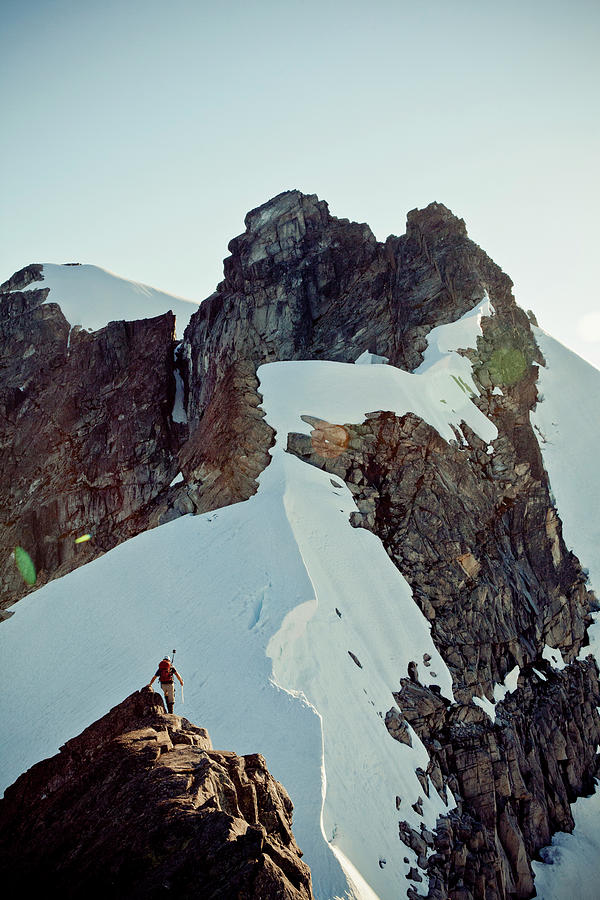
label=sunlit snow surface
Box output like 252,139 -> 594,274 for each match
529,327 -> 600,898
531,328 -> 600,597
10,263 -> 199,337
415,294 -> 494,374
1,299 -> 500,899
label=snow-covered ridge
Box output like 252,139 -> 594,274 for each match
531,327 -> 600,599
6,263 -> 199,338
265,295 -> 497,451
258,360 -> 459,898
257,355 -> 497,448
415,293 -> 494,375
528,327 -> 600,895
0,299 -> 502,900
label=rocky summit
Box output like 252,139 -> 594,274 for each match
0,688 -> 314,899
1,189 -> 599,899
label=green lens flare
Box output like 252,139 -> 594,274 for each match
14,546 -> 36,586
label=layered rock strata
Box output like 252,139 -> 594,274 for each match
0,267 -> 191,609
278,209 -> 599,896
181,192 -> 511,501
0,688 -> 314,899
185,190 -> 599,899
288,400 -> 599,897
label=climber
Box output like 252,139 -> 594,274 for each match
148,656 -> 184,714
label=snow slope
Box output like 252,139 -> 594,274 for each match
531,783 -> 600,900
7,263 -> 199,337
529,328 -> 600,898
415,294 -> 494,374
531,327 -> 600,597
0,299 -> 511,898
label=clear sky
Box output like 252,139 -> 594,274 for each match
2,0 -> 599,368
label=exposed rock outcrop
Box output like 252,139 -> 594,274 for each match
280,214 -> 599,897
0,276 -> 191,609
2,192 -> 599,898
180,192 -> 519,507
395,658 -> 600,899
0,688 -> 314,899
287,405 -> 592,702
0,192 -> 543,607
288,397 -> 600,896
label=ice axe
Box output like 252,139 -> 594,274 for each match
172,649 -> 184,704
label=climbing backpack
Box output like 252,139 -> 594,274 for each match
158,658 -> 173,683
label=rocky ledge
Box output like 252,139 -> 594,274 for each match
0,689 -> 314,899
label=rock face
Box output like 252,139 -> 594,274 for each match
0,688 -> 314,899
181,189 -> 599,897
179,191 -> 533,514
288,402 -> 600,896
288,402 -> 592,702
0,267 -> 193,609
2,191 -> 599,898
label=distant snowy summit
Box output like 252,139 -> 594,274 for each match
0,262 -> 199,338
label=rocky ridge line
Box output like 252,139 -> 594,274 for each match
182,188 -> 600,898
2,192 -> 599,898
0,688 -> 314,899
179,191 -> 539,515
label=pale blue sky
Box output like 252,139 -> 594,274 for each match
2,0 -> 599,367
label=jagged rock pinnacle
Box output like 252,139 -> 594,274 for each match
0,688 -> 314,898
407,201 -> 467,235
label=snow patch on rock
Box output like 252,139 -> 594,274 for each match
355,350 -> 389,366
13,263 -> 199,338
